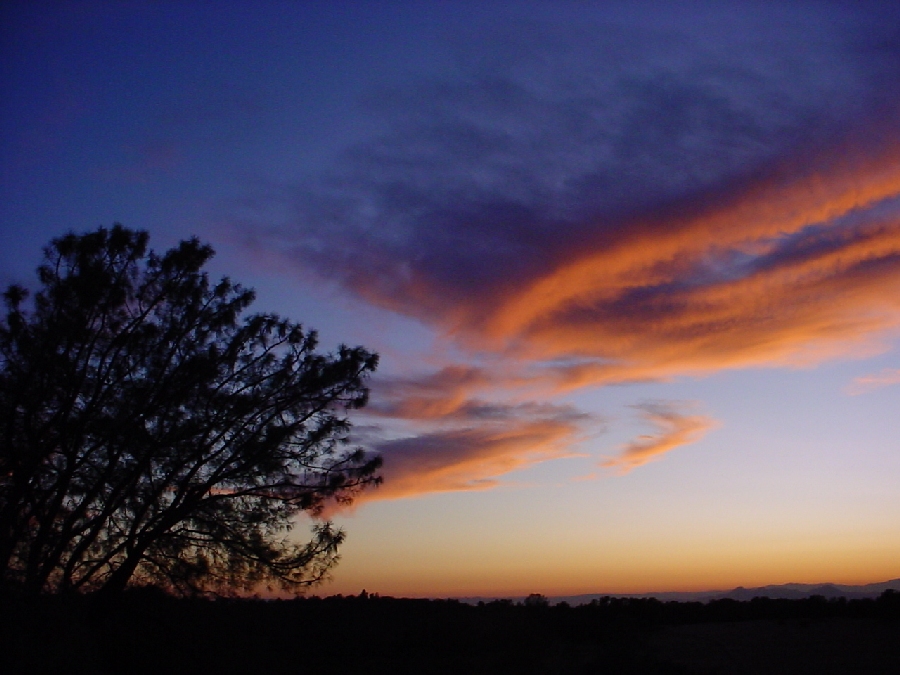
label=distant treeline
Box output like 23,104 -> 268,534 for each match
3,588 -> 899,674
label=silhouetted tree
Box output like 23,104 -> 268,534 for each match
0,225 -> 380,596
523,593 -> 549,608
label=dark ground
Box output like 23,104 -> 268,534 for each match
2,589 -> 899,674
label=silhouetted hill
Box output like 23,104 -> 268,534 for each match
719,579 -> 900,602
536,577 -> 900,606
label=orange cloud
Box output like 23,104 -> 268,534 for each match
343,362 -> 595,505
602,402 -> 718,474
367,365 -> 494,419
466,143 -> 900,387
354,417 -> 583,504
487,144 -> 900,339
846,367 -> 900,395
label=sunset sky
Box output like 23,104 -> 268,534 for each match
2,1 -> 900,598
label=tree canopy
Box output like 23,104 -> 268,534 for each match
0,225 -> 380,596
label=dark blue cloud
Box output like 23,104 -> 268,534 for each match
244,3 -> 900,325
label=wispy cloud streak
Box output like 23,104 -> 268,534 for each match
847,368 -> 900,395
489,150 -> 900,376
602,403 -> 718,475
364,417 -> 583,502
353,367 -> 592,503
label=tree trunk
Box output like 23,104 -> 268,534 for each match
97,550 -> 143,596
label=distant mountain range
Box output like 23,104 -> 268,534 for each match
454,578 -> 900,606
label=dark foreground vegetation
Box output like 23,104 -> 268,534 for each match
3,589 -> 899,675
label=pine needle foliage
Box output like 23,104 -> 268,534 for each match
0,225 -> 380,596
